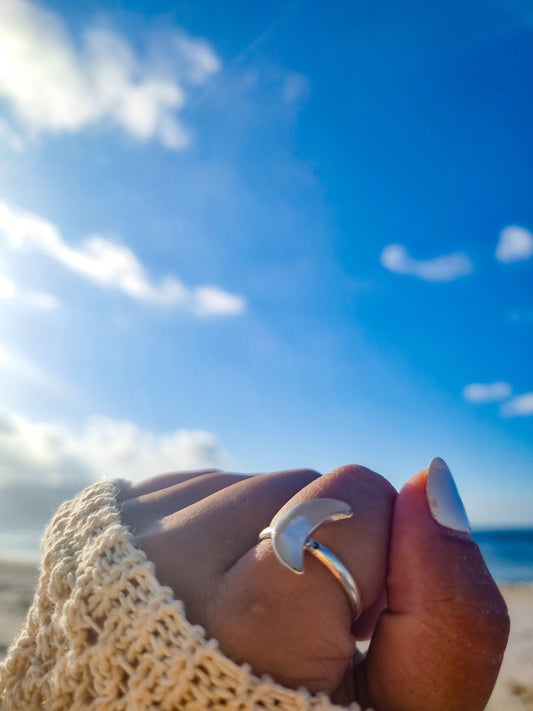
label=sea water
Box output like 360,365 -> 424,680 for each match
472,529 -> 533,583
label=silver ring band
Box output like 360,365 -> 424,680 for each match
258,498 -> 363,620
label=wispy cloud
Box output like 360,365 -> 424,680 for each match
0,343 -> 65,393
462,381 -> 533,418
24,291 -> 61,311
380,244 -> 473,282
0,0 -> 220,149
0,271 -> 59,310
281,72 -> 309,103
496,226 -> 533,263
0,201 -> 246,315
462,382 -> 512,403
501,393 -> 533,418
191,286 -> 247,316
0,116 -> 25,152
0,409 -> 229,526
0,273 -> 15,299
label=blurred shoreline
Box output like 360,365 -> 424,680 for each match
0,560 -> 531,709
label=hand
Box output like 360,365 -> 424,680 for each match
117,462 -> 509,711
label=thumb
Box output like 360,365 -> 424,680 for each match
357,458 -> 509,711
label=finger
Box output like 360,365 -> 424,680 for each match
206,465 -> 396,695
271,465 -> 396,618
136,468 -> 320,618
116,469 -> 223,501
120,472 -> 250,532
356,458 -> 510,711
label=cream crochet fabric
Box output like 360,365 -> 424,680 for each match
0,481 -> 365,711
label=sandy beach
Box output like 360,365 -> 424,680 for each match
0,561 -> 531,709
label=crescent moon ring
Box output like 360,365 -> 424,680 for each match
258,498 -> 363,620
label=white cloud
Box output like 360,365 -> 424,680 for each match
0,270 -> 59,309
0,344 -> 64,392
0,117 -> 24,151
0,409 -> 229,527
192,286 -> 247,316
0,0 -> 220,149
24,291 -> 60,311
173,34 -> 222,85
462,381 -> 533,418
501,393 -> 533,418
0,201 -> 246,315
496,226 -> 533,263
282,72 -> 309,103
0,273 -> 15,299
380,244 -> 474,282
462,382 -> 512,403
0,410 -> 229,486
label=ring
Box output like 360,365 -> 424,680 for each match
258,498 -> 363,620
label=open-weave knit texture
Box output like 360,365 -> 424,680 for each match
0,481 -> 365,710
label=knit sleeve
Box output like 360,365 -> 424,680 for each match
0,480 -> 367,711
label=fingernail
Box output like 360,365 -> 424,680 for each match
426,457 -> 471,533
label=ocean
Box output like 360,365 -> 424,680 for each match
0,527 -> 532,583
472,529 -> 533,584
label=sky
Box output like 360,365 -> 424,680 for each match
0,0 -> 532,547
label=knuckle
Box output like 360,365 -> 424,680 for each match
330,464 -> 397,498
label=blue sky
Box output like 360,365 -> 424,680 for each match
0,0 -> 532,536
